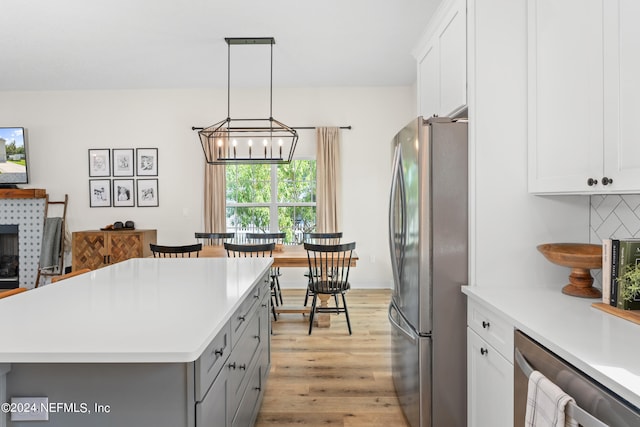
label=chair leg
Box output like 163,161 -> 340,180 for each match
274,274 -> 283,305
334,294 -> 340,313
341,293 -> 352,335
308,293 -> 318,335
303,277 -> 311,306
271,293 -> 278,321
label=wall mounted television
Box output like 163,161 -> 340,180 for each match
0,127 -> 29,187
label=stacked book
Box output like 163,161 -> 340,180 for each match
602,238 -> 640,310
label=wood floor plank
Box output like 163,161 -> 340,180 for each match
255,289 -> 409,427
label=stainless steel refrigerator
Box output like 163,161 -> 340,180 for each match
388,116 -> 468,427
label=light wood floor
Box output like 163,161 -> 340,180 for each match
255,289 -> 410,427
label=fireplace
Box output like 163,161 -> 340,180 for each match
0,189 -> 46,288
0,224 -> 19,289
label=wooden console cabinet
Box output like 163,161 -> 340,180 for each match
72,229 -> 157,271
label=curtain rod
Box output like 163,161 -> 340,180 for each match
191,125 -> 351,131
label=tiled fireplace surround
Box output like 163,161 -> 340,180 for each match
0,198 -> 45,288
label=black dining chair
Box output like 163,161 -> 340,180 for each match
224,242 -> 278,321
302,232 -> 343,306
150,243 -> 202,258
194,232 -> 235,246
304,241 -> 356,335
246,232 -> 285,306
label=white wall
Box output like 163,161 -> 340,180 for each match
0,86 -> 416,288
468,0 -> 591,288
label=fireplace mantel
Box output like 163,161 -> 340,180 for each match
0,188 -> 46,199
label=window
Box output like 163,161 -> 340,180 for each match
226,160 -> 316,243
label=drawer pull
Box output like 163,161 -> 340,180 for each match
480,347 -> 488,356
254,387 -> 261,391
238,364 -> 246,371
261,303 -> 267,308
254,335 -> 260,342
228,362 -> 236,370
482,321 -> 490,329
214,348 -> 224,357
238,315 -> 246,322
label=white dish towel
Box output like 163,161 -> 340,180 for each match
525,370 -> 579,427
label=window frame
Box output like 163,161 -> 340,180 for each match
225,158 -> 317,240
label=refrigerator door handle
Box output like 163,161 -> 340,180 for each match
388,303 -> 416,345
388,145 -> 405,291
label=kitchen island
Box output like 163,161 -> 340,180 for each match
463,286 -> 640,411
0,257 -> 273,427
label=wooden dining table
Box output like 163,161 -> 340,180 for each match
199,244 -> 358,328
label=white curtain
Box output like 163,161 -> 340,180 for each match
203,136 -> 227,233
316,127 -> 341,232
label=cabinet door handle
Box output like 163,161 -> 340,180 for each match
482,321 -> 490,329
602,176 -> 613,186
214,348 -> 224,357
228,362 -> 236,370
587,177 -> 598,186
238,315 -> 246,322
480,347 -> 488,356
238,364 -> 246,371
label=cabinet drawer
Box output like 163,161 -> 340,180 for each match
230,278 -> 266,343
467,299 -> 513,361
229,312 -> 262,409
195,322 -> 231,401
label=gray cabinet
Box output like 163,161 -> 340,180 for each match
195,271 -> 271,427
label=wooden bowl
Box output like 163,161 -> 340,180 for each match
537,243 -> 603,298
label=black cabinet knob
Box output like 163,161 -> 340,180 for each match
480,348 -> 488,356
587,178 -> 598,186
482,321 -> 490,329
602,177 -> 613,186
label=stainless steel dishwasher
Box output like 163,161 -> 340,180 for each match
514,330 -> 640,427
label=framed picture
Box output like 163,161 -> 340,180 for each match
137,179 -> 159,207
113,179 -> 135,207
112,148 -> 134,176
136,148 -> 158,176
88,149 -> 111,177
89,179 -> 111,207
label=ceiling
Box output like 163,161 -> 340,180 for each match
1,0 -> 441,91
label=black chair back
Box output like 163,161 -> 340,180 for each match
195,232 -> 235,245
304,242 -> 355,293
303,232 -> 343,245
223,242 -> 275,258
150,243 -> 202,258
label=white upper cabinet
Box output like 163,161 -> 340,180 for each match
603,0 -> 640,192
415,0 -> 467,119
528,0 -> 640,194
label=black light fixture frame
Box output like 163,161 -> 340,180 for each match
198,37 -> 299,165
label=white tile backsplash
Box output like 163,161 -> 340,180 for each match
590,195 -> 640,290
590,195 -> 640,241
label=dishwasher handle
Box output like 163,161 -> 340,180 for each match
515,348 -> 609,427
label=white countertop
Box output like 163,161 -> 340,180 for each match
462,286 -> 640,409
0,257 -> 272,363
